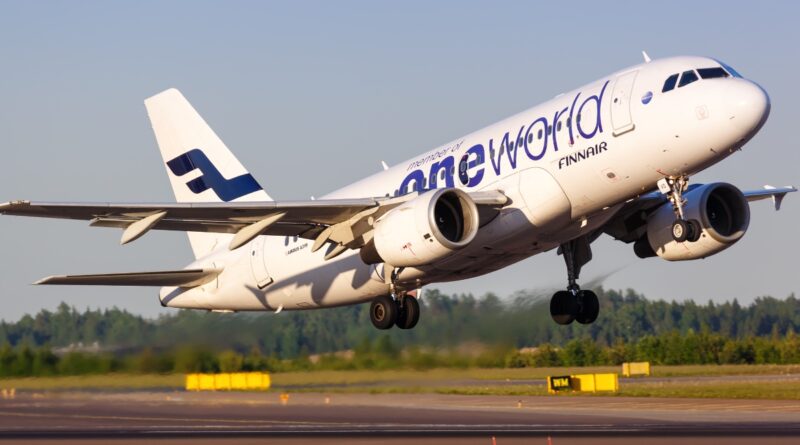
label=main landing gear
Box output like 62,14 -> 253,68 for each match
370,294 -> 420,330
658,176 -> 701,243
550,236 -> 599,325
370,265 -> 420,330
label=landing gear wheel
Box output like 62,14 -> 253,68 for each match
687,219 -> 702,242
370,295 -> 398,330
575,290 -> 599,325
395,296 -> 420,330
550,290 -> 578,325
672,219 -> 689,242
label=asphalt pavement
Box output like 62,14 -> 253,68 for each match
0,390 -> 799,444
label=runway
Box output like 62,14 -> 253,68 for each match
1,391 -> 799,444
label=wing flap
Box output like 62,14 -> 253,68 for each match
0,198 -> 379,224
2,190 -> 509,254
2,191 -> 508,242
34,268 -> 221,287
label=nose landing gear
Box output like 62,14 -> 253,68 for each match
658,176 -> 701,243
549,237 -> 600,325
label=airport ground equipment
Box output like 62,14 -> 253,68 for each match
547,373 -> 619,394
185,372 -> 271,391
622,361 -> 652,377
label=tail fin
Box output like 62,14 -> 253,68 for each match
144,88 -> 271,259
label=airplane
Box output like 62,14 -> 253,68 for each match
1,54 -> 796,330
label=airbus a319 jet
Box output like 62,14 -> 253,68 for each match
2,54 -> 795,329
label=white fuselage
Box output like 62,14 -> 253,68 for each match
160,56 -> 769,311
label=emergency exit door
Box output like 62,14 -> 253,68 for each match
250,236 -> 274,289
610,70 -> 638,136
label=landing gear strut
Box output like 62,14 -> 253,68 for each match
550,237 -> 599,325
658,176 -> 701,243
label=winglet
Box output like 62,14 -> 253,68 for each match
764,185 -> 796,211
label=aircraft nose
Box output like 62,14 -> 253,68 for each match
727,80 -> 770,136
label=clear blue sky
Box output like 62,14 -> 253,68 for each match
1,1 -> 798,320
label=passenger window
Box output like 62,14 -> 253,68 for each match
662,74 -> 679,92
556,121 -> 562,132
678,70 -> 699,88
697,67 -> 729,79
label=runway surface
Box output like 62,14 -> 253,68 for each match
1,390 -> 799,444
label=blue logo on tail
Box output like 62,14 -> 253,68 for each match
166,148 -> 262,202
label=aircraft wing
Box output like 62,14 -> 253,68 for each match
0,190 -> 508,255
603,184 -> 796,243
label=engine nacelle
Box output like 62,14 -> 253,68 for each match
361,188 -> 479,267
638,183 -> 750,261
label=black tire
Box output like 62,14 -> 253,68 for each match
575,290 -> 599,324
396,296 -> 420,329
687,219 -> 702,242
370,295 -> 397,330
550,290 -> 577,325
672,219 -> 689,243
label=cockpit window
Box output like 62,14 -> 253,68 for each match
662,73 -> 679,92
698,67 -> 729,79
715,60 -> 743,78
678,70 -> 699,88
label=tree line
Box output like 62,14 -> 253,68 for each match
0,287 -> 798,376
2,329 -> 800,377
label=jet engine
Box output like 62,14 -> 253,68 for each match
360,188 -> 479,267
635,183 -> 750,261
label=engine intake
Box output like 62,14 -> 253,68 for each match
638,183 -> 750,261
361,188 -> 479,267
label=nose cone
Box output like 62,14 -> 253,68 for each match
728,80 -> 770,136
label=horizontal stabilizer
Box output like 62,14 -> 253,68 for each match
34,268 -> 221,287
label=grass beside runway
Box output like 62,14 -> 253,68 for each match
1,364 -> 799,399
0,373 -> 184,390
270,364 -> 800,386
427,381 -> 800,400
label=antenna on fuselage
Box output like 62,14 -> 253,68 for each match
381,161 -> 389,171
642,51 -> 652,63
